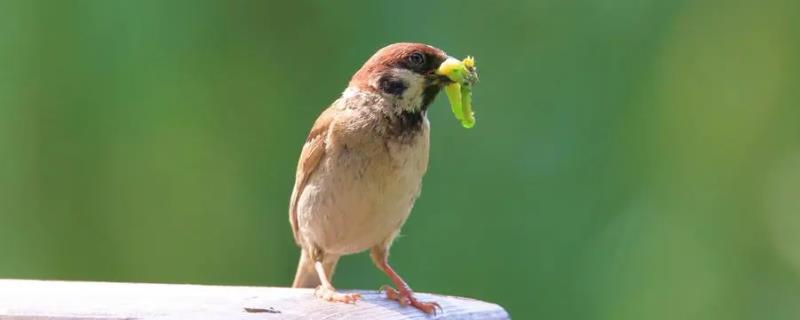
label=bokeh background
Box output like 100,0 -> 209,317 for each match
1,0 -> 799,319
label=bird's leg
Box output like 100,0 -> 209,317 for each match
370,247 -> 441,314
313,259 -> 361,303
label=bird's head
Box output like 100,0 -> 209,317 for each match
348,43 -> 473,114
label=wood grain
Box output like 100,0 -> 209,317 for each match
0,279 -> 509,320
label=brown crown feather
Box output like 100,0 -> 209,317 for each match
348,43 -> 448,91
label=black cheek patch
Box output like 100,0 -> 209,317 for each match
378,76 -> 407,96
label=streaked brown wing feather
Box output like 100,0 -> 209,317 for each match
289,107 -> 337,245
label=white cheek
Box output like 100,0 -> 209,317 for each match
391,69 -> 425,111
367,68 -> 427,112
395,69 -> 424,100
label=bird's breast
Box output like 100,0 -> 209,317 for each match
297,115 -> 430,255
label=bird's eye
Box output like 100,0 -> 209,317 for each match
407,52 -> 425,66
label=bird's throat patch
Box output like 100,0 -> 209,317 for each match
384,110 -> 424,142
420,84 -> 441,112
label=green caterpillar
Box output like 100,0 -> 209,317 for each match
436,56 -> 478,128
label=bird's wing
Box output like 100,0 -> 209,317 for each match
289,106 -> 337,245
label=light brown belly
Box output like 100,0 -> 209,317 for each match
296,124 -> 429,255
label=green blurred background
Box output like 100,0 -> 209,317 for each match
1,0 -> 799,319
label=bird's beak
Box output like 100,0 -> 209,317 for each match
435,56 -> 478,128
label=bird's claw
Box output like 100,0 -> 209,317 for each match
378,284 -> 393,294
379,285 -> 442,315
314,286 -> 362,304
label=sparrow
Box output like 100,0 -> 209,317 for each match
289,42 -> 477,314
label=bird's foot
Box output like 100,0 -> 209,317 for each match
379,285 -> 442,314
315,285 -> 362,304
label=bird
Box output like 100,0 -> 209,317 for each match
288,42 -> 476,314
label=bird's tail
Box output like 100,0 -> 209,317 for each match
292,249 -> 339,288
292,250 -> 319,288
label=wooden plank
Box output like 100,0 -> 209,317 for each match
0,279 -> 509,320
